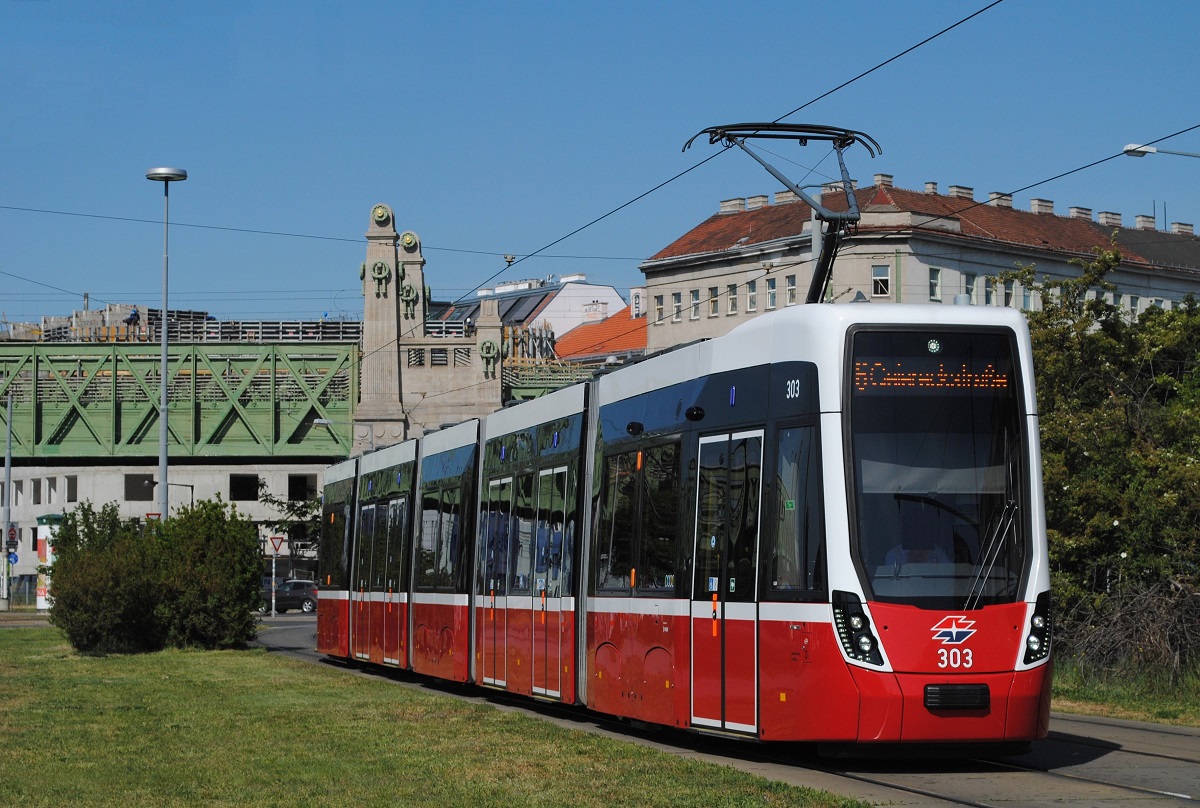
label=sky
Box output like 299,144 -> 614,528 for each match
3,0 -> 1200,326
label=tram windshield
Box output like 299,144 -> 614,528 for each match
848,329 -> 1027,609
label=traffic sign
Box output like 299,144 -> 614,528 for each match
270,536 -> 284,554
4,540 -> 15,552
6,553 -> 15,566
6,524 -> 15,542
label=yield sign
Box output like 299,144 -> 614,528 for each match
270,536 -> 284,554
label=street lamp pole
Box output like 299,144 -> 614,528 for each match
146,167 -> 187,518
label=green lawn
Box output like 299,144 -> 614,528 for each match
0,628 -> 864,808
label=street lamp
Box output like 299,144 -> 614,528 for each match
1123,143 -> 1200,159
146,167 -> 187,518
144,479 -> 195,506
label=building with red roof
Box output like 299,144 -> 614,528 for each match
640,175 -> 1200,353
553,302 -> 647,365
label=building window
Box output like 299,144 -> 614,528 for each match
453,348 -> 471,367
1023,287 -> 1032,310
1003,280 -> 1014,307
984,279 -> 994,306
288,474 -> 316,501
47,477 -> 57,505
963,273 -> 976,304
124,474 -> 155,502
929,268 -> 942,301
746,280 -> 757,312
671,292 -> 682,322
785,275 -> 797,306
1114,292 -> 1123,310
12,480 -> 21,507
726,284 -> 738,314
407,348 -> 425,366
766,278 -> 777,309
32,479 -> 41,505
230,474 -> 260,502
431,348 -> 448,366
1130,295 -> 1140,318
653,295 -> 664,324
872,265 -> 890,297
689,289 -> 700,320
708,287 -> 719,317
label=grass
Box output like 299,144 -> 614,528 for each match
0,627 -> 864,808
1051,658 -> 1200,727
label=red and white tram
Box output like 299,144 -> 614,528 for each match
317,302 -> 1052,748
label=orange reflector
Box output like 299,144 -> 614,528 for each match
630,568 -> 636,589
636,451 -> 643,471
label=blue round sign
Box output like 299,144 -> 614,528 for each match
6,553 -> 15,566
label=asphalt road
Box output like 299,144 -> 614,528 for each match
253,614 -> 1200,806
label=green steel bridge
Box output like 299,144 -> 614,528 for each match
0,342 -> 357,460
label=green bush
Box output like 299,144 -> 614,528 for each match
48,498 -> 261,654
48,502 -> 163,654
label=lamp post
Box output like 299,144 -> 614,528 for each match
1123,144 -> 1200,159
146,167 -> 187,518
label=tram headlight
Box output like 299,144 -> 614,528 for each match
1022,590 -> 1052,665
832,591 -> 884,666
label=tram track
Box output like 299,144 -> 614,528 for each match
261,619 -> 1200,806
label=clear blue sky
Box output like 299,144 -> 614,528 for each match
3,0 -> 1199,324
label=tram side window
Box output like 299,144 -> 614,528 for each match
318,503 -> 351,588
768,425 -> 825,598
596,452 -> 637,591
417,487 -> 464,591
638,443 -> 680,591
417,493 -> 440,590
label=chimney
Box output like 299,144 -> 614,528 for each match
774,190 -> 798,204
746,194 -> 769,210
1030,198 -> 1054,215
719,197 -> 746,214
1171,222 -> 1195,236
874,173 -> 894,187
948,185 -> 974,199
1135,214 -> 1157,231
988,192 -> 1013,208
583,300 -> 609,322
1098,211 -> 1122,227
925,182 -> 938,194
1069,206 -> 1093,221
822,180 -> 857,194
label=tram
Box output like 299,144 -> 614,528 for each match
317,301 -> 1052,747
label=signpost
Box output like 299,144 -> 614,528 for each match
269,536 -> 284,616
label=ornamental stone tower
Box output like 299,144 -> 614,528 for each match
355,203 -> 502,453
355,203 -> 426,450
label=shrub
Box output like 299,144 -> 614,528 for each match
48,498 -> 262,654
48,502 -> 164,654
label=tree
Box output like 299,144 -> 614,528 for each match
1001,244 -> 1200,681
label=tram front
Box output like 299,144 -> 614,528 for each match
840,321 -> 1052,745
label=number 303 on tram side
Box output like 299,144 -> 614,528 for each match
316,302 -> 1051,750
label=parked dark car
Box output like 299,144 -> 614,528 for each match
259,579 -> 317,614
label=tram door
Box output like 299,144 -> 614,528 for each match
691,431 -> 763,733
382,497 -> 408,665
351,503 -> 376,661
532,467 -> 567,697
481,478 -> 513,685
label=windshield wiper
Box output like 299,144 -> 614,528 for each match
964,433 -> 1018,610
